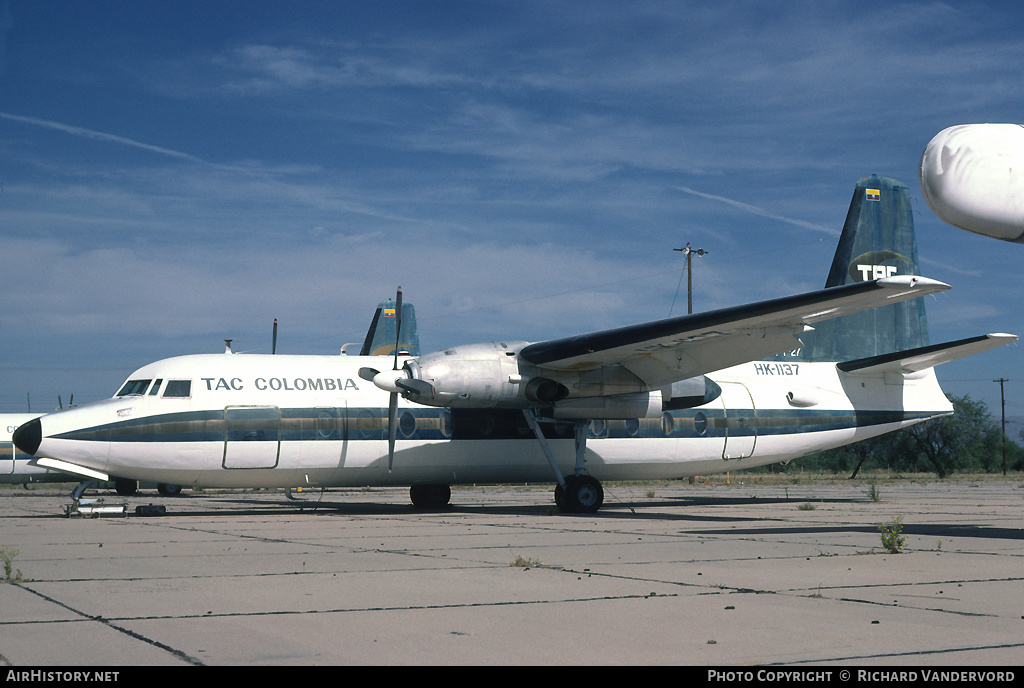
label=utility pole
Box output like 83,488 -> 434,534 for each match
672,243 -> 708,315
994,378 -> 1008,475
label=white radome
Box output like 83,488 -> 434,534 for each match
919,123 -> 1024,243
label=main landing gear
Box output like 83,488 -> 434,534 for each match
114,478 -> 182,497
553,474 -> 604,513
523,409 -> 604,514
409,483 -> 452,510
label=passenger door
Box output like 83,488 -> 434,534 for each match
223,406 -> 281,469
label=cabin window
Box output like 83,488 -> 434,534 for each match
399,411 -> 417,438
625,418 -> 640,436
693,411 -> 708,436
163,380 -> 192,398
117,379 -> 152,397
661,411 -> 674,436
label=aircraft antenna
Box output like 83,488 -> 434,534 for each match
272,319 -> 278,354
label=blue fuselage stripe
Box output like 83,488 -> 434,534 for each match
49,407 -> 935,444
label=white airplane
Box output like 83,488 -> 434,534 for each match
13,176 -> 1015,513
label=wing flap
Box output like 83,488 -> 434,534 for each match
519,276 -> 949,385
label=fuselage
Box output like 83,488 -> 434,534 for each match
18,351 -> 953,489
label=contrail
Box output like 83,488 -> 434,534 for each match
1,112 -> 206,164
677,186 -> 840,237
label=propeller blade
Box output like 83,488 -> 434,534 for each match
392,287 -> 403,370
396,377 -> 434,400
358,367 -> 381,382
387,391 -> 398,472
387,287 -> 403,472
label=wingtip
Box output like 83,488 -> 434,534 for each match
876,275 -> 950,291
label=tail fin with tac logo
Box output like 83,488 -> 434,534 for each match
360,296 -> 421,357
775,175 -> 929,363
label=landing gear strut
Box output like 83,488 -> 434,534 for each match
523,409 -> 604,514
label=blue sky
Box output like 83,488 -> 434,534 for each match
1,1 -> 1021,427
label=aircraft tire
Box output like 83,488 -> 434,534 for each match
157,483 -> 182,497
410,484 -> 451,510
114,478 -> 138,497
561,475 -> 603,514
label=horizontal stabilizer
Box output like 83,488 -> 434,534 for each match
836,333 -> 1017,375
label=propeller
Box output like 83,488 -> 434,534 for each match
355,287 -> 439,471
387,288 -> 403,472
356,288 -> 405,473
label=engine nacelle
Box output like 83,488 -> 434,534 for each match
400,342 -> 721,417
411,342 -> 530,408
662,376 -> 722,410
410,341 -> 655,409
552,392 -> 662,420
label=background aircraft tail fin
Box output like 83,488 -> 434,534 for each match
772,175 -> 929,363
360,297 -> 421,356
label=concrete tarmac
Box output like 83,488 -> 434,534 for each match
1,478 -> 1022,666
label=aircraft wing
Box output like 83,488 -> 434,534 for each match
518,276 -> 949,388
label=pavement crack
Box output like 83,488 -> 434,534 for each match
13,584 -> 206,666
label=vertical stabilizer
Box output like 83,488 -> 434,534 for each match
773,175 -> 929,362
360,298 -> 421,357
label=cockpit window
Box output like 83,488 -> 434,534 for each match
162,380 -> 192,398
116,379 -> 152,397
148,379 -> 163,396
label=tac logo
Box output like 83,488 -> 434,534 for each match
855,264 -> 898,281
847,250 -> 913,283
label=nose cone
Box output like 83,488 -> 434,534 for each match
12,418 -> 42,456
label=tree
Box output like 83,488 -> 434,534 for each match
898,394 -> 1003,478
790,394 -> 1021,477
